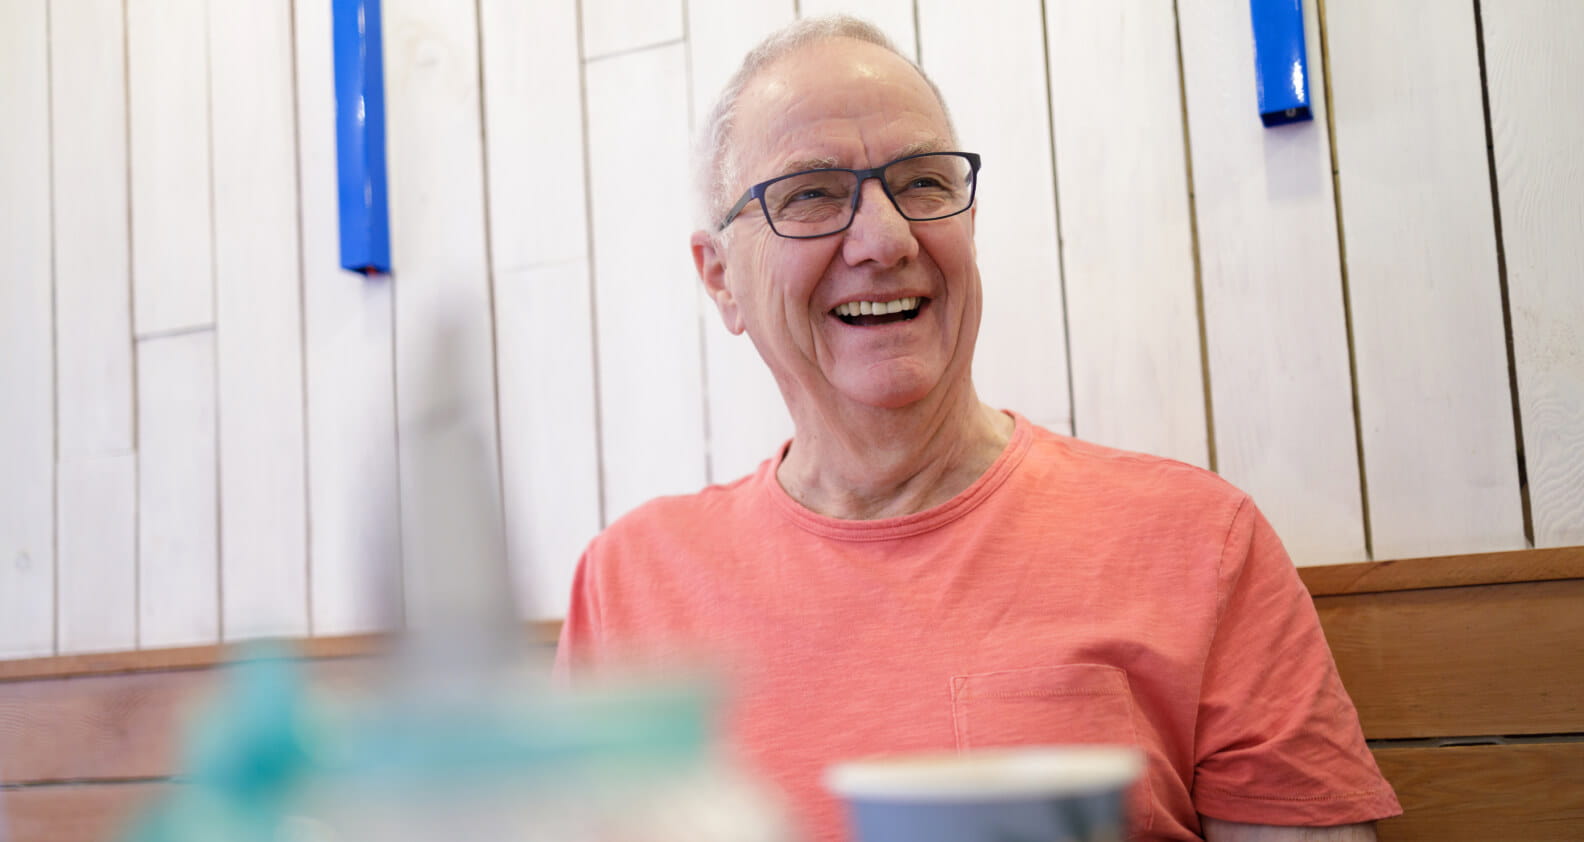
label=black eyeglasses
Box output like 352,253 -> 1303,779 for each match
718,151 -> 981,239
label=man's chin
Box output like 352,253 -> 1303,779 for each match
830,369 -> 941,412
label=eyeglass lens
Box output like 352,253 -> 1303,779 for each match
763,153 -> 975,238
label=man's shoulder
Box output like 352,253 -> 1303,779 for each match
1020,419 -> 1245,504
589,468 -> 764,551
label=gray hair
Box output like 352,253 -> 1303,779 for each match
693,14 -> 957,232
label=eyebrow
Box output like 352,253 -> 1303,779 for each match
776,157 -> 841,176
890,138 -> 949,159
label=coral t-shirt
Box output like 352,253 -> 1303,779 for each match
555,413 -> 1400,841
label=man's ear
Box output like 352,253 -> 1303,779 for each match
692,229 -> 745,335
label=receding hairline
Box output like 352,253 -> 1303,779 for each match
694,17 -> 958,231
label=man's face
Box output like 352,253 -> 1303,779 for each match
694,38 -> 981,417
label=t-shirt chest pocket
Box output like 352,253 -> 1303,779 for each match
950,663 -> 1155,836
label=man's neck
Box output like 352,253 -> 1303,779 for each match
775,389 -> 1014,520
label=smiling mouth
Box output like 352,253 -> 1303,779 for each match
832,296 -> 927,326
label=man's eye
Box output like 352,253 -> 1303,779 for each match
788,187 -> 832,202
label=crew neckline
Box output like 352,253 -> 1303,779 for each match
757,411 -> 1034,541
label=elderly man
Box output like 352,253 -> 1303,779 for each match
556,16 -> 1400,842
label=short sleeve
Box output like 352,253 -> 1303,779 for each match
1192,498 -> 1402,826
552,548 -> 603,685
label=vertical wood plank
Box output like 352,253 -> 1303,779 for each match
51,0 -> 136,460
1483,1 -> 1584,548
798,0 -> 917,62
135,331 -> 218,647
479,0 -> 604,617
57,454 -> 137,654
1045,0 -> 1208,467
295,0 -> 403,636
382,0 -> 505,620
126,0 -> 213,337
687,0 -> 797,484
917,0 -> 1071,435
1177,0 -> 1365,564
581,0 -> 683,60
585,44 -> 709,522
1326,0 -> 1525,559
210,0 -> 309,638
50,0 -> 138,653
0,0 -> 57,658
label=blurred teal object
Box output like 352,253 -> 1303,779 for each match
122,642 -> 313,842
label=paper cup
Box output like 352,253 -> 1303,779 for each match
825,746 -> 1143,842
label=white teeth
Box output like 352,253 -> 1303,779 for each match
834,297 -> 921,318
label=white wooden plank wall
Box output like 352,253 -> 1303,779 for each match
1178,0 -> 1365,564
210,0 -> 310,639
582,0 -> 684,59
585,40 -> 710,521
49,0 -> 139,654
136,331 -> 218,647
1326,0 -> 1524,560
127,0 -> 213,337
295,0 -> 404,636
479,0 -> 604,618
381,0 -> 505,628
7,0 -> 1584,658
0,0 -> 57,659
918,0 -> 1072,436
127,0 -> 222,649
1483,1 -> 1584,549
1045,0 -> 1209,468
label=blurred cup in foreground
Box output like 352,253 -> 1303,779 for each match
825,746 -> 1143,842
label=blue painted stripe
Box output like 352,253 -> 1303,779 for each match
333,0 -> 391,273
1250,0 -> 1313,127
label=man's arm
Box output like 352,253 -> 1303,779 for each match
1202,817 -> 1377,841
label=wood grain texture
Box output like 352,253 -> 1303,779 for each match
1372,743 -> 1584,842
1046,0 -> 1209,467
1298,544 -> 1584,597
1176,0 -> 1364,564
581,0 -> 682,59
50,0 -> 135,460
0,670 -> 207,783
798,0 -> 917,62
1314,578 -> 1584,739
584,43 -> 709,522
1482,1 -> 1584,549
294,0 -> 403,637
1326,0 -> 1524,560
210,0 -> 310,640
687,0 -> 798,485
0,0 -> 56,659
0,624 -> 560,683
135,331 -> 219,648
126,0 -> 213,337
479,0 -> 604,619
383,0 -> 506,631
2,782 -> 170,842
917,0 -> 1071,436
57,454 -> 137,656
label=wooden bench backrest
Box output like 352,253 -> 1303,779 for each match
1299,546 -> 1584,841
3,552 -> 1581,841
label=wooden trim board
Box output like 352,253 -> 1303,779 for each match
1299,545 -> 1584,596
1372,742 -> 1584,841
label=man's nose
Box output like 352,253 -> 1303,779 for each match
841,177 -> 919,268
